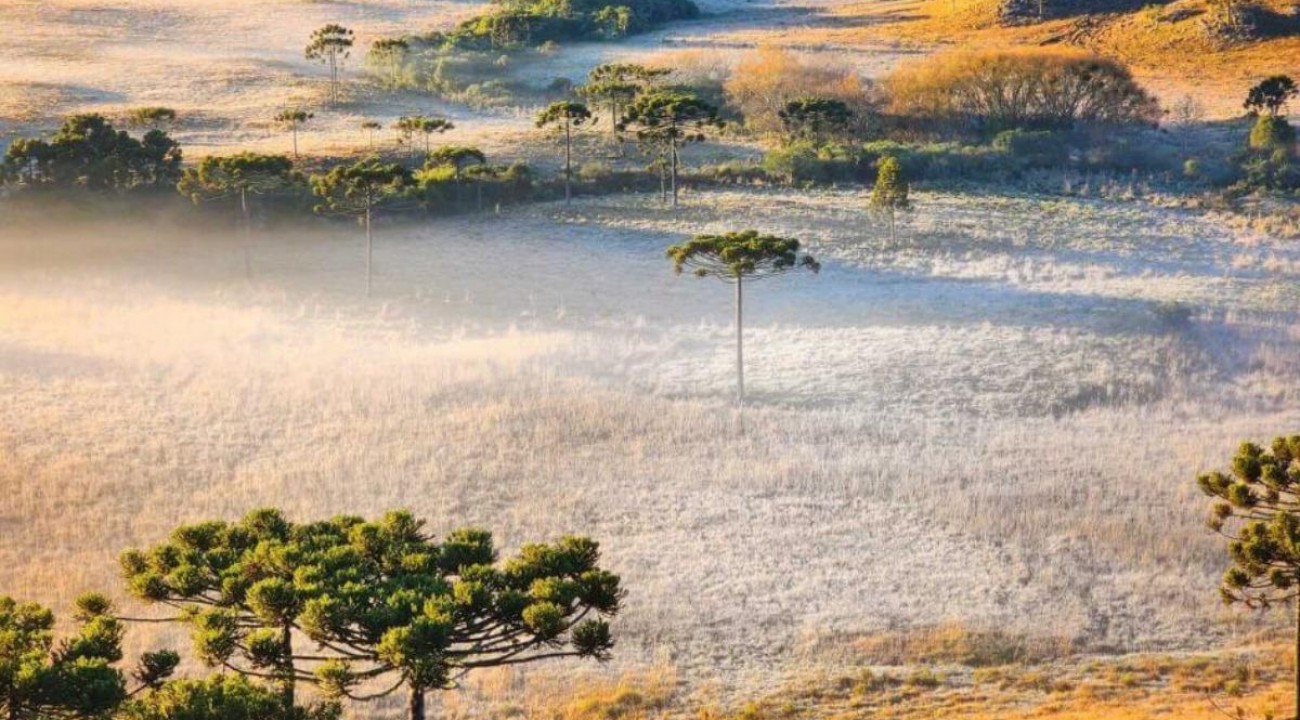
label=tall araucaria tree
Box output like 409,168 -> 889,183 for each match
536,101 -> 593,205
667,230 -> 819,404
306,24 -> 355,104
367,38 -> 410,90
619,92 -> 722,208
1200,437 -> 1300,720
395,115 -> 454,162
312,158 -> 414,296
579,63 -> 668,152
0,594 -> 178,720
275,110 -> 314,159
302,512 -> 623,720
178,153 -> 302,277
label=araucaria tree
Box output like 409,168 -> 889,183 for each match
312,158 -> 414,296
536,101 -> 593,204
302,513 -> 622,720
178,153 -> 302,277
118,509 -> 622,720
306,24 -> 354,104
275,109 -> 314,159
1245,75 -> 1298,117
1,114 -> 181,191
667,230 -> 819,404
580,63 -> 668,149
367,38 -> 410,89
0,594 -> 177,720
619,92 -> 722,208
1199,437 -> 1300,720
870,156 -> 909,244
395,115 -> 454,161
778,97 -> 853,144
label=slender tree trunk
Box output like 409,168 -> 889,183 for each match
670,143 -> 679,208
889,209 -> 896,245
564,120 -> 572,205
365,201 -> 373,298
280,624 -> 295,720
659,155 -> 666,204
292,125 -> 299,159
735,275 -> 744,405
1294,593 -> 1299,720
409,684 -> 426,720
240,186 -> 252,279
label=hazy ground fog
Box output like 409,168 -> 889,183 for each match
4,189 -> 1300,693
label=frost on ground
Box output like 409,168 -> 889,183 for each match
2,188 -> 1300,691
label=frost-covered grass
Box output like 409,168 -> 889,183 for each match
2,188 -> 1299,692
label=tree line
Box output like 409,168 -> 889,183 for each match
1,510 -> 622,720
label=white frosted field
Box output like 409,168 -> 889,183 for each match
3,188 -> 1298,694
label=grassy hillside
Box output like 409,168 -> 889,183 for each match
805,0 -> 1300,117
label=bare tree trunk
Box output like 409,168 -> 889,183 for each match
564,120 -> 572,205
241,187 -> 252,279
365,202 -> 373,298
280,624 -> 295,720
409,685 -> 426,720
670,143 -> 679,209
292,126 -> 298,159
735,275 -> 744,405
659,155 -> 667,204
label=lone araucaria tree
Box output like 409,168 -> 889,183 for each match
275,109 -> 314,159
870,156 -> 910,244
536,101 -> 593,205
306,24 -> 354,104
667,230 -> 819,404
312,157 -> 414,296
1200,436 -> 1300,720
178,153 -> 302,277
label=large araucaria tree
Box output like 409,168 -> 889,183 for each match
536,101 -> 594,205
120,509 -> 622,720
619,92 -> 722,208
667,230 -> 819,404
1200,436 -> 1300,720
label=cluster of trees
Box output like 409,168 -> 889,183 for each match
1236,74 -> 1299,194
0,114 -> 181,192
435,0 -> 698,50
2,509 -> 623,720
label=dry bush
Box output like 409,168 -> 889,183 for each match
723,46 -> 875,136
854,624 -> 1076,668
883,48 -> 1161,133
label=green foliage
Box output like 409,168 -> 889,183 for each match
439,0 -> 697,50
305,24 -> 354,103
177,153 -> 303,210
871,156 -> 910,213
395,115 -> 454,158
0,595 -> 174,720
991,129 -> 1070,167
1249,115 -> 1297,152
1244,74 -> 1298,117
367,38 -> 411,89
667,230 -> 819,281
122,675 -> 340,720
1,114 -> 181,192
620,92 -> 722,147
1199,438 -> 1300,608
778,97 -> 854,144
312,158 -> 415,216
536,101 -> 595,129
126,107 -> 178,130
122,509 -> 623,715
762,141 -> 863,185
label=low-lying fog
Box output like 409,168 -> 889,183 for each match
3,188 -> 1299,690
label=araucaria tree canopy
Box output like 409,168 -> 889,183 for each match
119,509 -> 623,720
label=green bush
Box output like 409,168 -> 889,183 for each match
992,129 -> 1070,167
1250,115 -> 1297,152
762,141 -> 864,185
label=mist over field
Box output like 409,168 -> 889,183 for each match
5,187 -> 1300,695
5,0 -> 1300,717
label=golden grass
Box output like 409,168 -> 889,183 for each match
785,0 -> 1300,118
